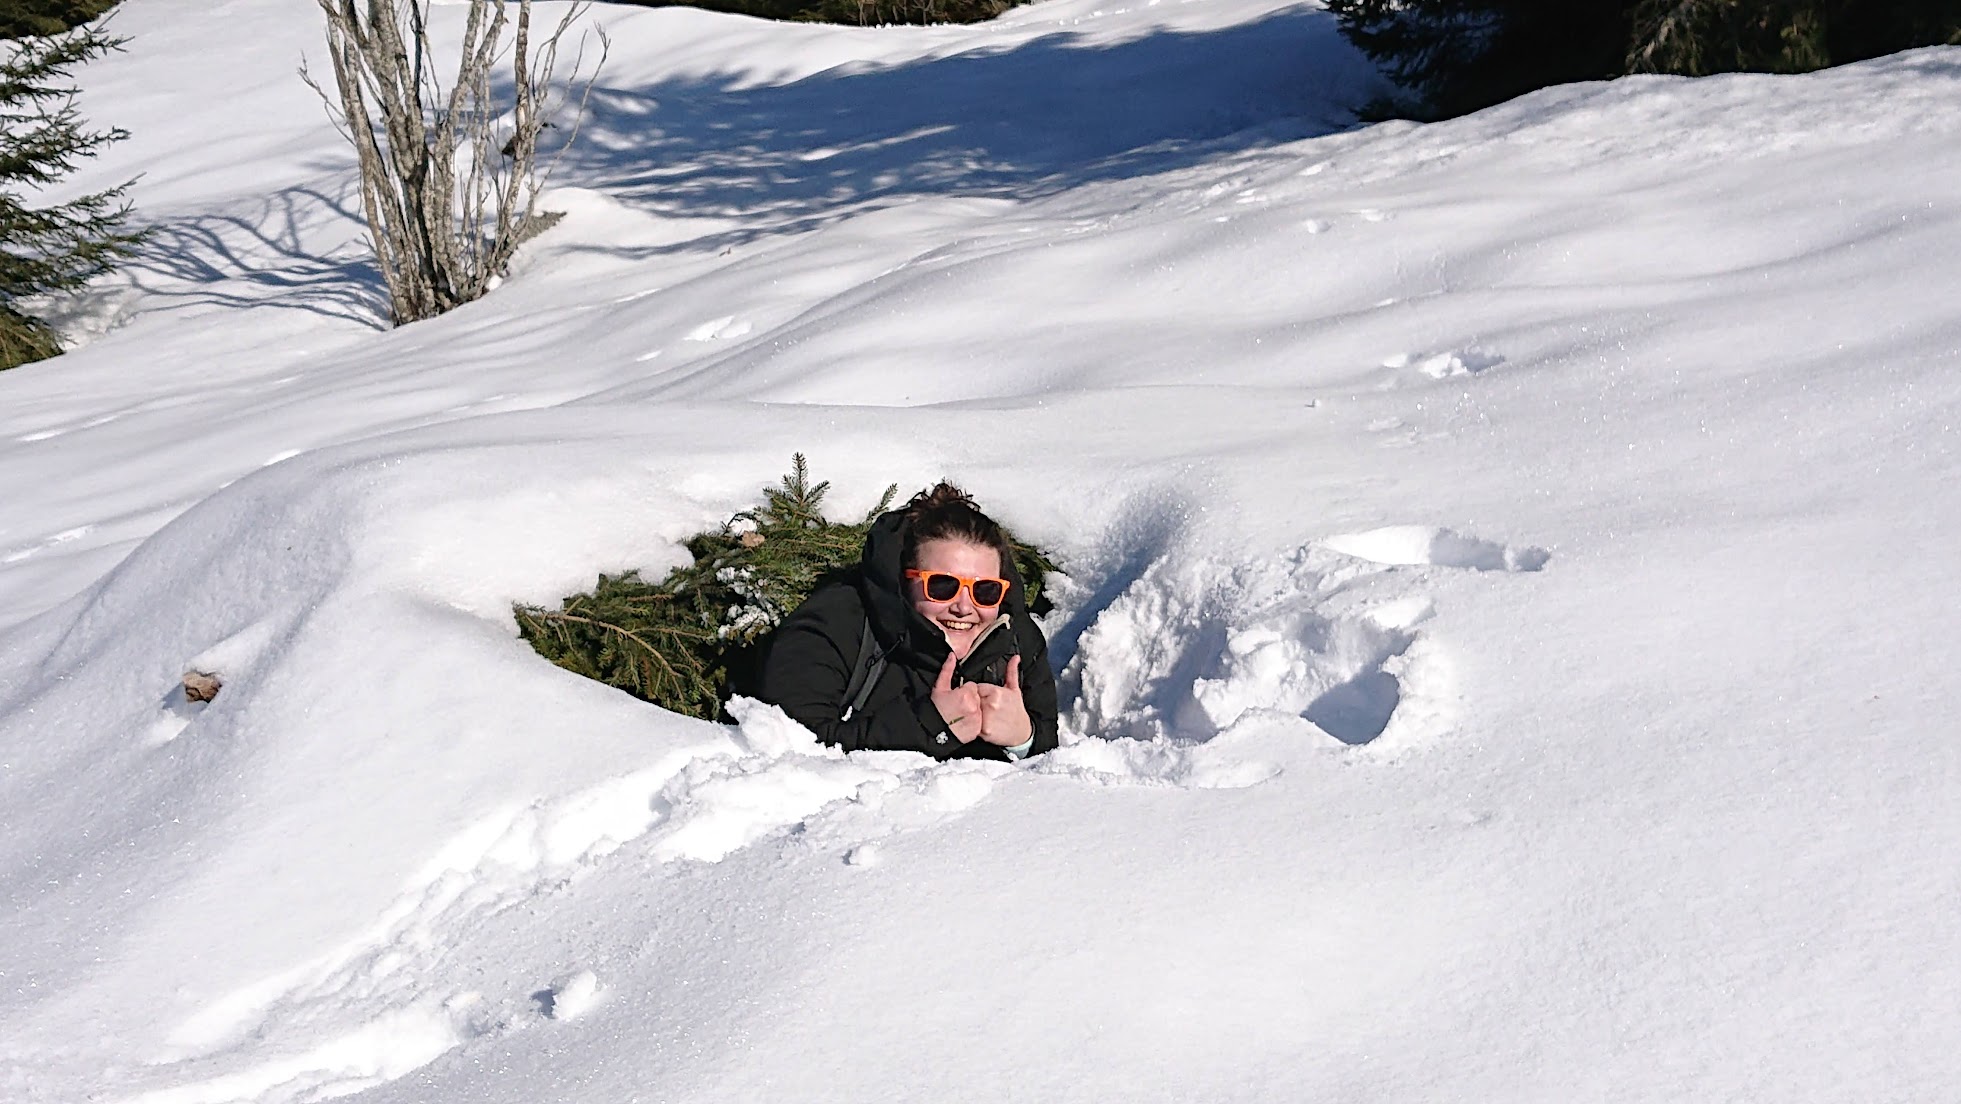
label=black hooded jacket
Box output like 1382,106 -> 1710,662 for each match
757,510 -> 1059,760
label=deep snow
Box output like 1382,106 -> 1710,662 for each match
2,0 -> 1959,1101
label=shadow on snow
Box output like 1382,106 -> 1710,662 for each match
124,183 -> 390,328
560,7 -> 1369,255
127,5 -> 1368,323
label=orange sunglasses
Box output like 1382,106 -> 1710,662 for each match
904,569 -> 1009,608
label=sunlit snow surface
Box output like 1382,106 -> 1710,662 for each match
2,0 -> 1959,1100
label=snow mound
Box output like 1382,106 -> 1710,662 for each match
6,0 -> 1961,1096
0,442 -> 1381,1101
1062,530 -> 1543,748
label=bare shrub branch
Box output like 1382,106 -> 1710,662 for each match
301,0 -> 608,325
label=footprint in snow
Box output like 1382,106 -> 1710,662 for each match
535,970 -> 603,1021
1061,521 -> 1549,750
1321,525 -> 1550,573
144,679 -> 210,746
440,393 -> 516,415
685,316 -> 753,342
2,525 -> 94,563
1365,416 -> 1420,449
16,413 -> 114,441
1064,544 -> 1446,748
1381,349 -> 1504,379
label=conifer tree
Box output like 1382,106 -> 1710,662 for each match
1333,0 -> 1961,120
607,0 -> 1020,27
1327,0 -> 1630,119
1627,0 -> 1960,75
0,15 -> 143,370
0,0 -> 120,40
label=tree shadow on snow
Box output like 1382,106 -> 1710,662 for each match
123,184 -> 391,328
555,6 -> 1375,256
116,9 -> 1369,329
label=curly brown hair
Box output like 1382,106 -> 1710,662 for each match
901,482 -> 1016,580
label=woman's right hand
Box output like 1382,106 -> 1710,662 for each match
930,652 -> 984,744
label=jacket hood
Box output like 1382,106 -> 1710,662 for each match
857,509 -> 1033,665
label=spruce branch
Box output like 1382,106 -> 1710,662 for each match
0,17 -> 146,369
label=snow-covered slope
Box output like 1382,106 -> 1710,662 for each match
2,0 -> 1959,1100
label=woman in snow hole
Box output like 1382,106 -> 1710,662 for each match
759,482 -> 1059,760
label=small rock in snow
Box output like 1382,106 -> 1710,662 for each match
183,671 -> 223,703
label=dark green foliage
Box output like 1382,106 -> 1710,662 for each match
0,13 -> 144,370
611,0 -> 1020,27
1329,0 -> 1631,121
515,456 -> 1059,721
1829,0 -> 1961,59
0,302 -> 59,362
1626,0 -> 1961,75
1331,0 -> 1961,121
1627,0 -> 1826,74
0,0 -> 118,39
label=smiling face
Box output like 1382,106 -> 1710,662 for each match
907,537 -> 1006,662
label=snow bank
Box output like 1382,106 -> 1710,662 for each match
4,0 -> 1961,1099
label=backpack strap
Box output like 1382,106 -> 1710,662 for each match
839,617 -> 888,721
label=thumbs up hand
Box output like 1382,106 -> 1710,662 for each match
930,651 -> 984,744
976,655 -> 1032,747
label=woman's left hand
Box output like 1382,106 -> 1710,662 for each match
976,656 -> 1033,747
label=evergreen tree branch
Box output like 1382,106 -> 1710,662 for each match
0,16 -> 145,369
